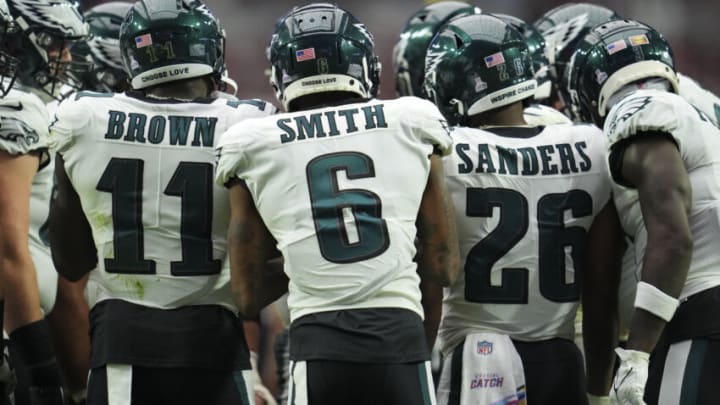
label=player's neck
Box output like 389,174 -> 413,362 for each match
291,91 -> 364,112
144,77 -> 213,101
468,102 -> 527,128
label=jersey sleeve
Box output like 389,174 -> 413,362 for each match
225,98 -> 278,119
523,104 -> 572,126
397,96 -> 454,156
604,91 -> 699,155
0,94 -> 50,157
604,90 -> 704,167
215,122 -> 253,187
49,96 -> 92,154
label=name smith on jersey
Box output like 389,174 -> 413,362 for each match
277,104 -> 388,144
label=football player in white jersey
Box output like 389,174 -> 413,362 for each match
45,3 -> 134,403
0,0 -> 87,404
424,14 -> 623,405
48,1 -> 274,404
566,19 -> 720,405
216,4 -> 460,404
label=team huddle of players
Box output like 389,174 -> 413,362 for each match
0,0 -> 717,405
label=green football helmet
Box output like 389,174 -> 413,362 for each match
392,1 -> 481,97
0,0 -> 19,97
268,3 -> 380,111
493,13 -> 551,101
119,0 -> 225,90
72,1 -> 131,92
534,3 -> 619,106
565,19 -> 677,125
2,0 -> 88,99
424,13 -> 536,126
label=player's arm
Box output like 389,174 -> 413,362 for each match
419,278 -> 442,349
0,150 -> 43,332
583,199 -> 624,397
416,153 -> 460,287
48,154 -> 98,282
0,149 -> 67,402
227,179 -> 286,319
618,132 -> 692,353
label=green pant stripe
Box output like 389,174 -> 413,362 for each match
232,370 -> 251,405
679,339 -> 708,405
289,361 -> 297,405
418,362 -> 432,405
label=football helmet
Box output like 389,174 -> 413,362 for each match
268,3 -> 380,111
564,19 -> 677,125
493,13 -> 551,101
392,1 -> 481,97
423,13 -> 536,125
2,0 -> 88,99
534,3 -> 619,104
119,0 -> 225,90
72,1 -> 131,92
0,0 -> 19,97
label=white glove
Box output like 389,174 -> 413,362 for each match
250,351 -> 277,405
610,348 -> 650,405
588,393 -> 610,405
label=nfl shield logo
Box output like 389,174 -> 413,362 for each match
477,341 -> 493,355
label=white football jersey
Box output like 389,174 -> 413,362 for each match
439,123 -> 611,352
216,96 -> 453,322
0,86 -> 49,158
523,103 -> 572,126
678,72 -> 720,128
50,91 -> 274,311
606,89 -> 720,300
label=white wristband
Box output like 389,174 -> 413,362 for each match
634,281 -> 679,322
587,393 -> 610,405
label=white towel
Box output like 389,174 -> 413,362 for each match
438,332 -> 527,405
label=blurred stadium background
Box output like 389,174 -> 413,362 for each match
80,0 -> 720,106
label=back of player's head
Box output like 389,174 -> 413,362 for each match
392,1 -> 481,98
1,0 -> 88,98
423,13 -> 536,126
493,13 -> 551,102
565,19 -> 677,125
120,0 -> 225,90
72,1 -> 131,92
534,3 -> 619,105
268,3 -> 380,111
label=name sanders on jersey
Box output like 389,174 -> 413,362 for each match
277,104 -> 388,144
103,110 -> 217,147
454,141 -> 592,176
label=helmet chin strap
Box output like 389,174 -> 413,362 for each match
605,78 -> 671,113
